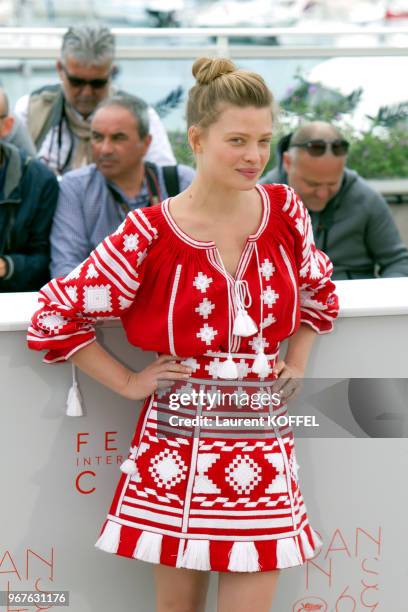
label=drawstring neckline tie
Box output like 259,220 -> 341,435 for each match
232,280 -> 258,337
216,246 -> 271,380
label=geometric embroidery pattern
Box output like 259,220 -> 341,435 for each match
196,324 -> 218,346
225,454 -> 262,495
261,314 -> 276,329
265,453 -> 288,493
118,295 -> 134,310
236,358 -> 250,379
129,442 -> 151,484
123,234 -> 139,252
180,357 -> 199,373
195,297 -> 215,319
83,284 -> 112,313
260,258 -> 276,280
65,286 -> 78,303
204,358 -> 222,378
262,287 -> 280,307
248,334 -> 270,353
193,272 -> 213,293
148,448 -> 188,489
37,311 -> 67,332
193,453 -> 221,494
85,263 -> 99,279
123,233 -> 139,252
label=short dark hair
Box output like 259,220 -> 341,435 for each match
96,94 -> 150,139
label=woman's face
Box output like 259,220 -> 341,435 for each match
192,104 -> 273,190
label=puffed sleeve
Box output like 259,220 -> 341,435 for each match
282,186 -> 339,334
27,208 -> 158,363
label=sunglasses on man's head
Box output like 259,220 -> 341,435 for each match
61,64 -> 111,89
289,139 -> 350,157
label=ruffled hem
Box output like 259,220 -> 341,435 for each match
94,518 -> 322,573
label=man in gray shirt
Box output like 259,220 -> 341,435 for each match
262,121 -> 408,280
51,93 -> 195,277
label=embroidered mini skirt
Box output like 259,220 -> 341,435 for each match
94,353 -> 322,572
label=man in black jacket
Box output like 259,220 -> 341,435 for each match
262,121 -> 408,280
0,89 -> 59,292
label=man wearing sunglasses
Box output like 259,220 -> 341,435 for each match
262,121 -> 408,280
14,25 -> 176,176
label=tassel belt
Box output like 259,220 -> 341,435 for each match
180,349 -> 280,382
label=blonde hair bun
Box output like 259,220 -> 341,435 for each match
192,57 -> 236,85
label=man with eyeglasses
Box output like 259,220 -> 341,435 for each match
262,121 -> 408,280
14,25 -> 176,176
0,88 -> 58,292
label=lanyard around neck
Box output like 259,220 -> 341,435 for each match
107,162 -> 163,215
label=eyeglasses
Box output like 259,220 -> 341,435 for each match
61,64 -> 111,89
289,139 -> 350,157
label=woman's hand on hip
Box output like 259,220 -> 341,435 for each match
272,360 -> 304,403
121,354 -> 192,401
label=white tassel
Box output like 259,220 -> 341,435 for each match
120,445 -> 138,475
217,355 -> 239,380
251,350 -> 270,378
120,459 -> 138,475
300,529 -> 315,559
228,541 -> 260,572
133,531 -> 162,564
233,309 -> 258,337
180,540 -> 211,571
276,537 -> 303,568
94,520 -> 121,553
66,364 -> 84,417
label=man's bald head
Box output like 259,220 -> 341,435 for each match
0,88 -> 14,140
283,121 -> 347,212
291,121 -> 343,147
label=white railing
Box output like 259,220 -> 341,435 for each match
0,26 -> 407,59
2,278 -> 408,332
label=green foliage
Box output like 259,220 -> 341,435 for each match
346,129 -> 408,179
168,131 -> 194,167
280,75 -> 363,122
277,73 -> 408,179
368,102 -> 408,128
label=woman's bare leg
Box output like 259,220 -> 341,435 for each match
217,570 -> 280,612
154,564 -> 210,612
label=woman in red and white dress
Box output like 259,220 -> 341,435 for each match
28,57 -> 339,612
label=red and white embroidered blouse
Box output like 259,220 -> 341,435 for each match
27,183 -> 339,373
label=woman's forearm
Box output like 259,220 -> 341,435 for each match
70,340 -> 133,397
284,323 -> 317,373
